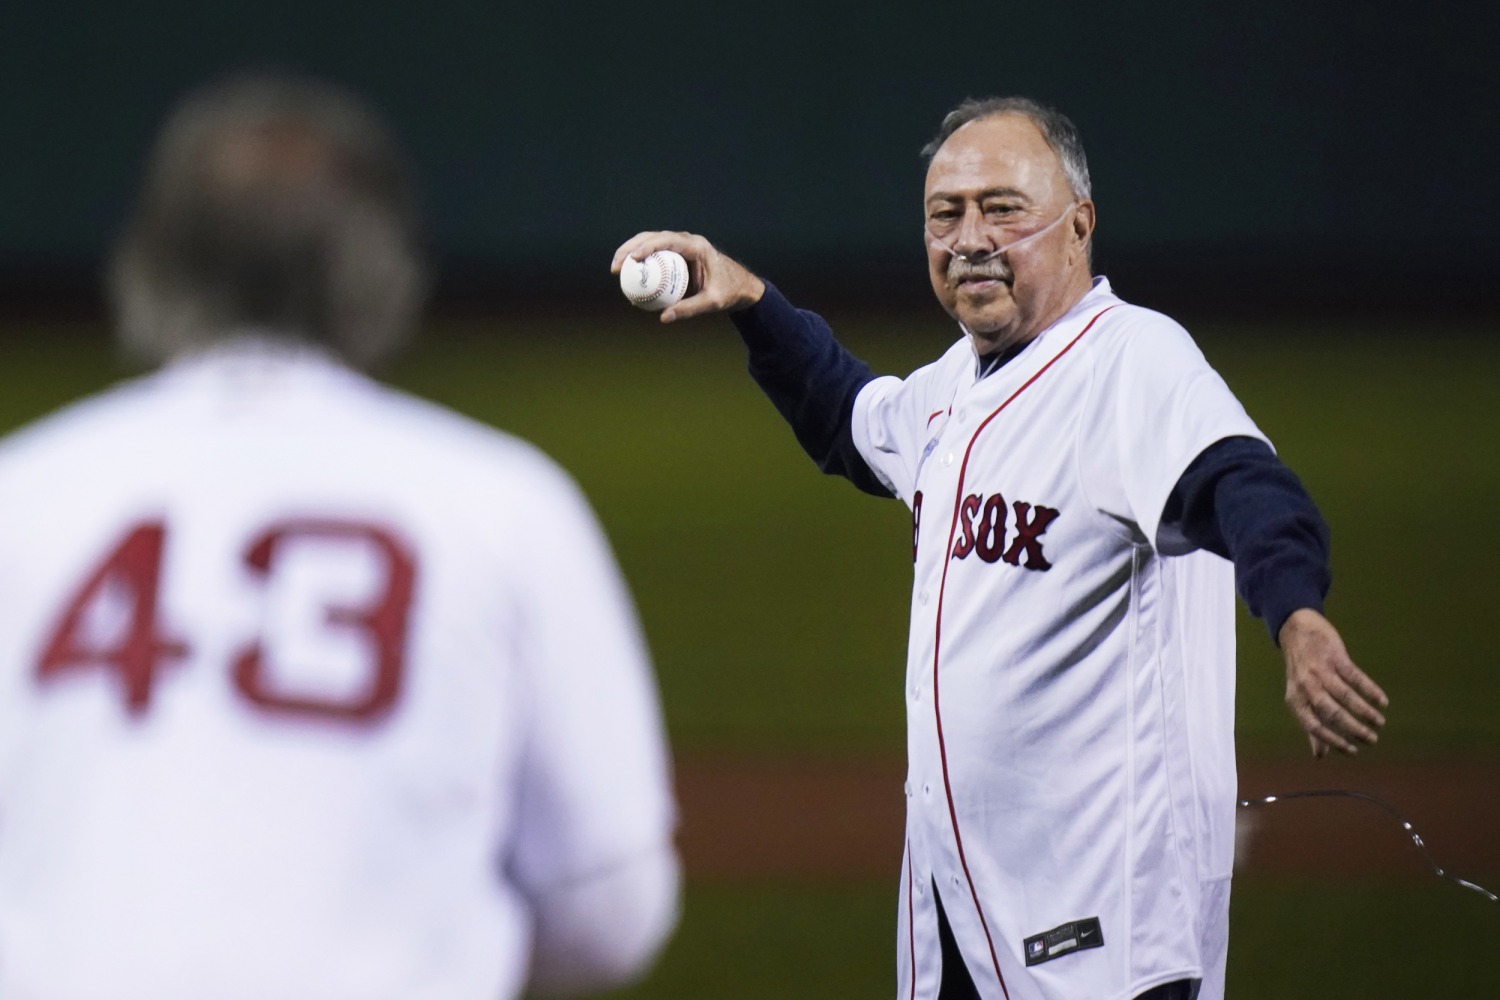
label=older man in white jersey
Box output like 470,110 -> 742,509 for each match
0,75 -> 679,1000
613,97 -> 1388,1000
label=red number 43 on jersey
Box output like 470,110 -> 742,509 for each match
35,518 -> 417,726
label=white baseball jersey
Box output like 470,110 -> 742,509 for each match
0,340 -> 677,1000
853,278 -> 1266,1000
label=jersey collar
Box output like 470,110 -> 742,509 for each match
158,332 -> 361,398
968,275 -> 1118,381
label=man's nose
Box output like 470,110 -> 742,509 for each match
951,204 -> 995,260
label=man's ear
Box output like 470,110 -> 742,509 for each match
1072,199 -> 1096,247
1071,199 -> 1096,268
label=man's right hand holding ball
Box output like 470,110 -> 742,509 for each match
611,232 -> 765,323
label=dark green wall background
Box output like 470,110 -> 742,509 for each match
4,1 -> 1495,308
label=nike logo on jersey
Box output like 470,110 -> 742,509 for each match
949,492 -> 1059,569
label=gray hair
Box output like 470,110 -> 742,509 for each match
921,97 -> 1092,202
108,73 -> 428,370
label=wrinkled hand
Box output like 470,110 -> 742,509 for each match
611,232 -> 765,323
1279,608 -> 1389,759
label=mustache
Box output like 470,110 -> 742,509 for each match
946,254 -> 1013,284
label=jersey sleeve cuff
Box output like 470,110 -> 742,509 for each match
1143,428 -> 1270,555
849,377 -> 905,500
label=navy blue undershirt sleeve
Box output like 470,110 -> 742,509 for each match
729,282 -> 895,498
1162,436 -> 1331,643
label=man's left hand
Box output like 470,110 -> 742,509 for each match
1279,608 -> 1389,759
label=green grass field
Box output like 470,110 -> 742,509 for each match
2,313 -> 1495,995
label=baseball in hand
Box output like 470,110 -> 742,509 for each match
619,250 -> 690,311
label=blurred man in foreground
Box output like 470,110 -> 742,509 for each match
0,74 -> 678,999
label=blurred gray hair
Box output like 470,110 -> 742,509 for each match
108,74 -> 428,370
921,97 -> 1093,202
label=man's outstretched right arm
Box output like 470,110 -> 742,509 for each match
611,232 -> 893,498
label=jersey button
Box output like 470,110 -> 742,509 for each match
943,453 -> 954,467
957,409 -> 967,421
919,589 -> 929,604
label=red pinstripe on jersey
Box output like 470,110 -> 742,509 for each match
929,305 -> 1118,1000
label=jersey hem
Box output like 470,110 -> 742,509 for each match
1111,968 -> 1204,1000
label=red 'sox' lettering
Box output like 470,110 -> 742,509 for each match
949,493 -> 1059,572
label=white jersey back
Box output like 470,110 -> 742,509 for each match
0,343 -> 674,1000
853,279 -> 1264,1000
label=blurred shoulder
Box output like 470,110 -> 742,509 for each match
0,343 -> 588,513
0,374 -> 160,478
354,376 -> 589,504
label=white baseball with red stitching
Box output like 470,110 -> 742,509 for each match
619,250 -> 689,311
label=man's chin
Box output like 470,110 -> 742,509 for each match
952,284 -> 1016,325
955,308 -> 1017,341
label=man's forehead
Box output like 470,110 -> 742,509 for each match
924,113 -> 1064,199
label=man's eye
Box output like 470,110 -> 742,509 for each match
928,207 -> 964,228
983,203 -> 1018,217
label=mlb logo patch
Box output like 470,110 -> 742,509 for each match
1027,939 -> 1046,960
